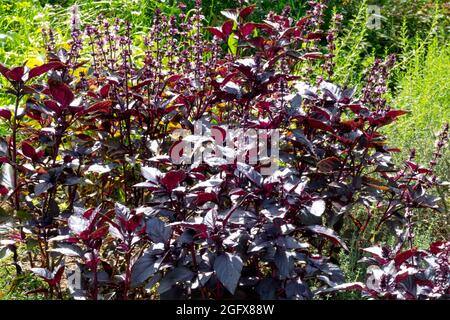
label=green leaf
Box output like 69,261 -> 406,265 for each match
115,187 -> 126,204
227,34 -> 238,55
16,210 -> 32,220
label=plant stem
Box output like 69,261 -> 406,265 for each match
11,90 -> 22,211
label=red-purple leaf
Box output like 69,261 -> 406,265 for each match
240,23 -> 255,37
296,17 -> 309,29
49,80 -> 74,107
370,110 -> 409,126
28,62 -> 64,79
22,141 -> 37,160
169,140 -> 186,162
0,108 -> 11,120
239,4 -> 255,19
334,282 -> 366,292
222,20 -> 234,37
249,36 -> 265,49
306,118 -> 334,133
0,64 -> 10,78
386,110 -> 409,118
345,104 -> 367,114
99,84 -> 111,98
206,27 -> 225,40
417,168 -> 432,174
394,248 -> 417,267
83,100 -> 113,115
221,10 -> 239,21
211,125 -> 226,142
415,279 -> 434,287
252,23 -> 275,34
6,67 -> 25,82
83,208 -> 96,220
165,74 -> 182,86
363,246 -> 388,264
161,170 -> 186,191
194,192 -> 218,206
31,268 -> 53,281
429,241 -> 446,254
303,52 -> 325,60
131,79 -> 153,91
405,161 -> 419,171
0,185 -> 8,196
394,267 -> 417,283
52,265 -> 65,285
340,119 -> 364,130
43,100 -> 62,115
90,225 -> 109,240
306,32 -> 325,40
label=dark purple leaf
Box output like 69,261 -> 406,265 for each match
131,251 -> 161,286
236,162 -> 263,186
169,222 -> 208,239
140,166 -> 162,185
157,267 -> 195,294
274,248 -> 292,278
0,185 -> 9,196
214,253 -> 243,294
302,225 -> 348,251
310,200 -> 326,217
317,157 -> 341,173
0,108 -> 11,120
146,218 -> 171,243
316,282 -> 366,294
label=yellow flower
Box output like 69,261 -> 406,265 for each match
61,43 -> 71,51
25,56 -> 44,68
73,67 -> 88,78
167,121 -> 182,131
216,102 -> 227,110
